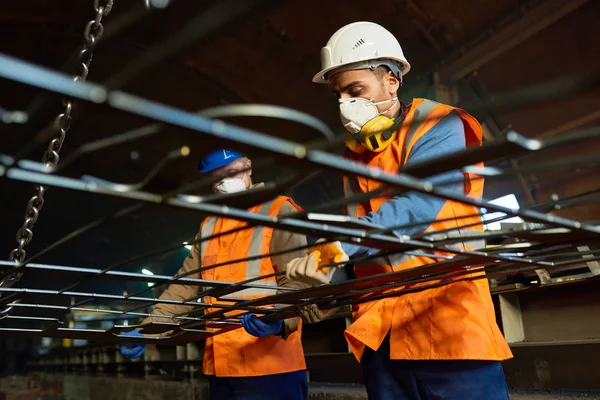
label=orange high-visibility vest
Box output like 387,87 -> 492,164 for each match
343,98 -> 513,362
200,196 -> 306,377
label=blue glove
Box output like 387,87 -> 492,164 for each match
240,314 -> 283,338
119,330 -> 146,359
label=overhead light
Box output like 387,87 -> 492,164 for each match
183,242 -> 192,250
141,269 -> 154,287
482,194 -> 523,230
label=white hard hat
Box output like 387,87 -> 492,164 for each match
313,21 -> 411,84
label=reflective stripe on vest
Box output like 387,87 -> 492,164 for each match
344,176 -> 361,219
354,230 -> 484,272
399,100 -> 438,165
200,216 -> 218,259
201,200 -> 278,299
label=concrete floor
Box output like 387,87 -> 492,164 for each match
2,376 -> 600,400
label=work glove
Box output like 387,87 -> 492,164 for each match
119,330 -> 146,359
286,241 -> 349,286
240,314 -> 283,338
298,303 -> 337,324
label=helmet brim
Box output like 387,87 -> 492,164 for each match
312,57 -> 411,84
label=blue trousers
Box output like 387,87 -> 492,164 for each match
208,370 -> 308,400
362,336 -> 510,400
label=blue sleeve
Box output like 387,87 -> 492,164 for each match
341,112 -> 467,257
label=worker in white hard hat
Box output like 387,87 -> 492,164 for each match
280,22 -> 513,399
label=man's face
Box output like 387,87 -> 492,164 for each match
330,69 -> 399,117
209,157 -> 252,193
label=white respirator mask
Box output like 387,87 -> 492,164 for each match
215,172 -> 248,194
339,96 -> 398,134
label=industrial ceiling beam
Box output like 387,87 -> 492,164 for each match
402,0 -> 592,104
437,0 -> 592,83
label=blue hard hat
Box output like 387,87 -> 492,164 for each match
198,149 -> 244,173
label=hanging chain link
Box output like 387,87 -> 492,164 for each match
5,0 -> 114,283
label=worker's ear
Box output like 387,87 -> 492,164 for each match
246,158 -> 252,176
386,71 -> 400,97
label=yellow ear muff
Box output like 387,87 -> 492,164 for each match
344,130 -> 368,153
362,115 -> 395,133
360,116 -> 398,152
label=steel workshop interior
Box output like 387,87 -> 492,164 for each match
0,0 -> 599,399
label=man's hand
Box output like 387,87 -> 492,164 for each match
241,314 -> 284,338
298,303 -> 337,323
119,330 -> 146,359
286,241 -> 349,286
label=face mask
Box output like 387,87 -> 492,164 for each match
215,172 -> 248,194
339,97 -> 398,134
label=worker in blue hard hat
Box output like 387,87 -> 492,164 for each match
120,149 -> 333,400
198,149 -> 252,194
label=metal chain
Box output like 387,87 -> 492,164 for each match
6,0 -> 114,281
